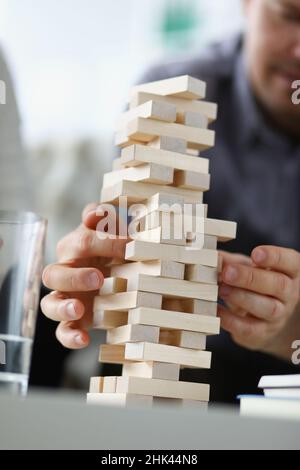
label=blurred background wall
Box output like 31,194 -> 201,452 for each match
0,0 -> 243,262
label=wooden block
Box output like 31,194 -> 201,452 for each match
94,291 -> 163,312
159,330 -> 207,350
122,362 -> 180,381
99,344 -> 127,364
128,307 -> 220,335
116,117 -> 215,151
180,400 -> 209,411
125,240 -> 218,267
144,210 -> 236,242
177,111 -> 209,129
132,227 -> 186,247
185,265 -> 218,285
103,163 -> 174,187
116,376 -> 210,401
130,75 -> 206,100
153,398 -> 209,410
125,342 -> 211,369
127,274 -> 218,302
100,180 -> 203,205
107,324 -> 160,345
148,136 -> 187,154
103,376 -> 117,393
89,377 -> 104,393
129,91 -> 218,123
93,310 -> 128,330
142,209 -> 209,235
121,144 -> 209,174
111,260 -> 185,281
135,192 -> 186,217
100,277 -> 128,296
173,170 -> 210,191
87,393 -> 153,408
175,299 -> 218,317
118,100 -> 177,127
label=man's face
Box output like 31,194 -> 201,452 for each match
244,0 -> 300,121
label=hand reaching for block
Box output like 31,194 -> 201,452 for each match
218,247 -> 300,360
41,203 -> 129,349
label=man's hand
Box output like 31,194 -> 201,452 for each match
218,246 -> 300,359
40,203 -> 128,349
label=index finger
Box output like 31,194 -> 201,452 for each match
252,245 -> 300,279
57,227 -> 129,263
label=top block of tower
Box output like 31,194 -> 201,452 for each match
131,75 -> 206,100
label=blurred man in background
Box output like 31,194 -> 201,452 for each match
40,0 -> 300,401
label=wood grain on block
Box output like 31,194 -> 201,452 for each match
130,75 -> 206,100
129,91 -> 217,123
116,376 -> 210,401
118,100 -> 177,127
148,136 -> 187,154
132,227 -> 186,247
100,277 -> 128,296
99,344 -> 127,364
127,274 -> 218,302
111,260 -> 185,281
100,180 -> 203,205
106,324 -> 160,345
128,307 -> 220,335
125,342 -> 211,369
122,362 -> 180,381
93,310 -> 128,330
185,265 -> 218,285
159,329 -> 207,350
175,299 -> 218,317
121,144 -> 209,174
94,291 -> 163,312
177,111 -> 209,129
173,170 -> 210,191
153,397 -> 208,410
125,240 -> 218,267
116,118 -> 215,151
203,218 -> 237,242
89,377 -> 104,393
103,376 -> 118,393
103,163 -> 174,187
87,393 -> 153,408
144,211 -> 236,242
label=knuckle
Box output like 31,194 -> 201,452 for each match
270,299 -> 283,319
275,273 -> 289,297
245,268 -> 255,289
78,230 -> 93,256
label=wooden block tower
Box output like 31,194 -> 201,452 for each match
87,75 -> 237,409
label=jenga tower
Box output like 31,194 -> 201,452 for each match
87,76 -> 237,409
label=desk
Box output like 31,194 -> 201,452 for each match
0,391 -> 299,450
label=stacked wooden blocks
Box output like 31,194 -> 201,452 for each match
87,75 -> 237,409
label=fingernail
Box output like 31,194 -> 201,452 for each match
66,302 -> 77,320
253,248 -> 266,263
75,334 -> 85,346
219,285 -> 232,297
87,272 -> 101,289
224,266 -> 238,283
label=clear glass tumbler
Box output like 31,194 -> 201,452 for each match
0,211 -> 47,396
